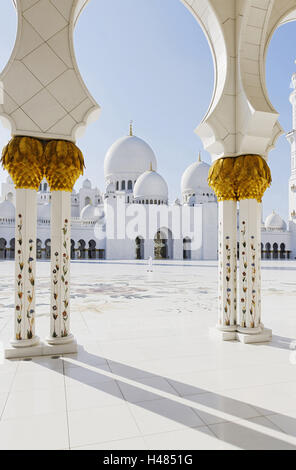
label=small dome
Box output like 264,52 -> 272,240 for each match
181,157 -> 211,195
104,134 -> 157,181
0,199 -> 15,218
265,211 -> 287,231
134,169 -> 168,202
81,204 -> 102,221
83,178 -> 92,189
38,203 -> 51,219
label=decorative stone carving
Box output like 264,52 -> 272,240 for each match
0,0 -> 100,142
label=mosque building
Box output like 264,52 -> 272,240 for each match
1,71 -> 296,262
0,122 -> 218,261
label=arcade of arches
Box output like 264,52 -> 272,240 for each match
0,238 -> 105,260
0,238 -> 290,261
2,0 -> 296,357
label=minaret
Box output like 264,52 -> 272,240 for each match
287,68 -> 296,220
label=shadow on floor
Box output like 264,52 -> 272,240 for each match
35,348 -> 296,450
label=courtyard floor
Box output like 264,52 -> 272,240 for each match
0,260 -> 296,450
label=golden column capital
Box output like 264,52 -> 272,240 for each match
1,136 -> 44,190
44,140 -> 84,192
208,155 -> 271,202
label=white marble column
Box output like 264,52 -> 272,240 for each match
11,189 -> 39,348
217,200 -> 237,336
237,199 -> 271,342
47,191 -> 76,349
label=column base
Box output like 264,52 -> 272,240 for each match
5,338 -> 77,359
210,327 -> 237,341
210,326 -> 272,344
46,333 -> 75,346
236,328 -> 272,344
10,336 -> 40,348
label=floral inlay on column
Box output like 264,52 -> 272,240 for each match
51,251 -> 59,338
26,238 -> 35,339
16,214 -> 24,340
217,201 -> 237,330
240,220 -> 247,328
61,219 -> 70,338
250,236 -> 257,328
224,236 -> 232,326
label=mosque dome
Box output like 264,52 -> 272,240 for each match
181,155 -> 211,196
133,168 -> 168,203
104,125 -> 157,182
81,204 -> 102,221
265,211 -> 286,231
83,178 -> 92,189
38,203 -> 51,219
0,199 -> 15,218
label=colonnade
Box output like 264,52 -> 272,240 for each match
2,137 -> 84,358
1,0 -> 293,355
208,155 -> 272,343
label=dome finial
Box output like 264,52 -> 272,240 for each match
198,152 -> 202,162
149,161 -> 154,172
129,120 -> 133,136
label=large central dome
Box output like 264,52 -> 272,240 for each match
104,134 -> 157,182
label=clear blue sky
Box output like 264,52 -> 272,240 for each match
0,0 -> 295,221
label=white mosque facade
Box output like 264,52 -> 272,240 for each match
2,70 -> 296,263
0,126 -> 220,261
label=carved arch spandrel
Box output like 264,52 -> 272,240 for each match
182,0 -> 233,159
0,0 -> 100,142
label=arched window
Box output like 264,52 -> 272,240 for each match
128,180 -> 132,190
280,243 -> 286,259
0,239 -> 7,260
266,243 -> 271,260
45,239 -> 51,259
85,196 -> 91,206
44,183 -> 47,191
135,237 -> 144,260
116,181 -> 119,191
273,243 -> 278,260
88,240 -> 96,259
36,239 -> 42,259
78,240 -> 86,259
183,237 -> 191,260
71,240 -> 75,260
121,181 -> 126,190
9,238 -> 15,260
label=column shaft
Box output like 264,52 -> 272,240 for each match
217,200 -> 237,330
48,191 -> 73,344
238,199 -> 261,331
13,189 -> 39,347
